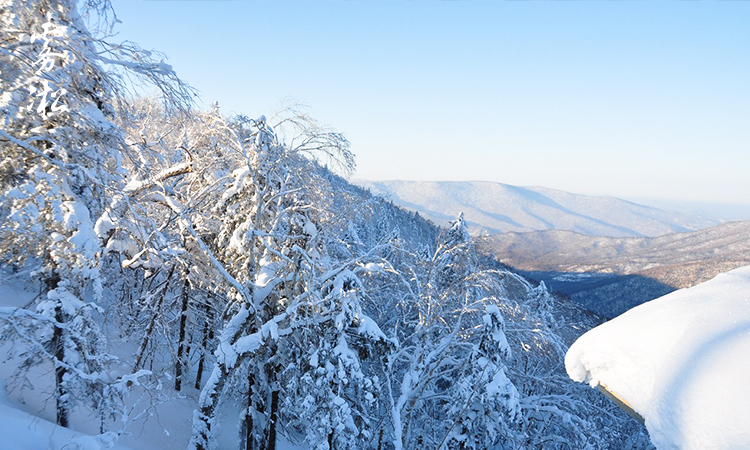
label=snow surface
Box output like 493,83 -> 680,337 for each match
566,265 -> 750,450
0,384 -> 133,450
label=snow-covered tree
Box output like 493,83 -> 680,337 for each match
438,305 -> 518,450
272,266 -> 391,450
168,110 -> 392,450
373,214 -> 520,450
0,0 -> 191,430
96,98 -> 232,389
0,3 -> 656,449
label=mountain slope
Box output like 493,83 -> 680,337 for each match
476,221 -> 750,317
356,180 -> 720,237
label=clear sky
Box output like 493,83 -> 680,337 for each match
109,1 -> 750,217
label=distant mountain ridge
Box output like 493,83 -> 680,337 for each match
356,180 -> 721,237
476,221 -> 750,280
476,221 -> 750,317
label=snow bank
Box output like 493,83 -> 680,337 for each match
566,266 -> 750,450
0,380 -> 130,450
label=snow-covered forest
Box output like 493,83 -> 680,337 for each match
1,1 -> 651,449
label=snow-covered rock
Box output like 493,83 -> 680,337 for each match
566,266 -> 750,450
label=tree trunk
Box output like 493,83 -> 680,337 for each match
189,364 -> 230,450
239,372 -> 255,450
53,303 -> 69,428
175,273 -> 190,391
267,390 -> 279,450
195,301 -> 212,390
133,266 -> 175,373
189,306 -> 253,450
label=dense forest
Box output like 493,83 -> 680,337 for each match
0,1 -> 651,449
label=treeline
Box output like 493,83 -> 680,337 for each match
0,1 -> 649,449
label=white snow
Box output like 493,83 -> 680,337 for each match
0,385 -> 132,450
566,265 -> 750,450
356,314 -> 388,342
220,167 -> 250,203
361,262 -> 384,274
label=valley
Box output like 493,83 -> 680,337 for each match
360,179 -> 750,318
477,221 -> 750,317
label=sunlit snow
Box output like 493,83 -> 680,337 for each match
566,265 -> 750,450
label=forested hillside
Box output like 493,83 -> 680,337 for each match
1,1 -> 651,449
477,222 -> 750,317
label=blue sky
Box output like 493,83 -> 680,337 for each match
110,1 -> 750,218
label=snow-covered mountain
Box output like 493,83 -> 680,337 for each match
356,180 -> 721,237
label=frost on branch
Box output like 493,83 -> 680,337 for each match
0,0 -> 193,432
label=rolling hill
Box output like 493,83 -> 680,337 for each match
476,221 -> 750,317
356,180 -> 721,237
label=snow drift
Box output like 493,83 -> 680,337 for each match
566,265 -> 750,450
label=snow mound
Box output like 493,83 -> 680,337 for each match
0,381 -> 126,450
566,265 -> 750,450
